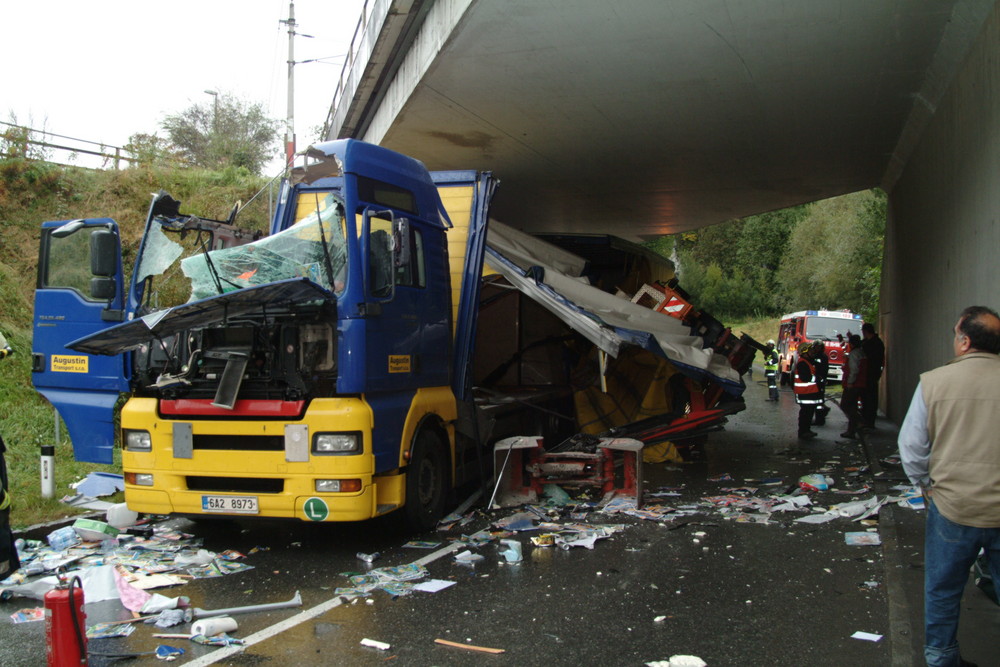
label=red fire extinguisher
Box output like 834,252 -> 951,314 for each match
44,575 -> 87,666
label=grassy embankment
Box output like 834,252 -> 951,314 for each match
0,157 -> 269,528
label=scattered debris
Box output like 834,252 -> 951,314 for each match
646,655 -> 708,667
190,616 -> 238,636
851,631 -> 883,642
434,638 -> 505,654
845,532 -> 882,546
9,607 -> 44,623
361,638 -> 391,651
72,472 -> 125,498
798,474 -> 834,491
498,539 -> 522,562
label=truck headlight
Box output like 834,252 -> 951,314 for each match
124,430 -> 152,452
125,473 -> 154,486
315,479 -> 362,493
313,433 -> 359,454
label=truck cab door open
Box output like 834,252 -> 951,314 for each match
32,218 -> 128,464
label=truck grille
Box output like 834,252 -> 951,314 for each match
193,435 -> 284,451
186,476 -> 284,494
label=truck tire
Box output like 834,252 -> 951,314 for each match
402,431 -> 449,531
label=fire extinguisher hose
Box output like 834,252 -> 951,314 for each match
68,576 -> 86,664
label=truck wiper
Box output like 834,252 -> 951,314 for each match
310,200 -> 338,290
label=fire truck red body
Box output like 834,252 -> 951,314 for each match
777,309 -> 864,384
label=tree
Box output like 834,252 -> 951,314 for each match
161,93 -> 279,175
774,189 -> 885,314
124,132 -> 177,169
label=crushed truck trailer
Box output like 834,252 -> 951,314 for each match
31,140 -> 755,527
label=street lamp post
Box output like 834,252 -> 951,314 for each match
204,89 -> 219,131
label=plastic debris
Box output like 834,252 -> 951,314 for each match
851,631 -> 883,642
357,552 -> 380,563
361,638 -> 391,650
174,549 -> 216,567
498,539 -> 523,562
155,645 -> 185,661
798,474 -> 833,492
106,503 -> 140,529
454,550 -> 484,564
46,526 -> 80,550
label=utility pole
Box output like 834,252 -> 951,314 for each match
281,1 -> 296,171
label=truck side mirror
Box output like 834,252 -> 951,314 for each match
90,276 -> 116,300
90,229 -> 118,277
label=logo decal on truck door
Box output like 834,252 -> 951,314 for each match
51,355 -> 89,373
388,355 -> 411,373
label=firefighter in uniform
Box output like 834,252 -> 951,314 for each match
763,340 -> 780,401
0,330 -> 19,579
811,341 -> 830,425
794,342 -> 823,439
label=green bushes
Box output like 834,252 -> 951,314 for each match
650,189 -> 885,323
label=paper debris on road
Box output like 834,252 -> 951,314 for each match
413,579 -> 457,593
845,531 -> 882,546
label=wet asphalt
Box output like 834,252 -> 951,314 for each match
3,370 -> 998,666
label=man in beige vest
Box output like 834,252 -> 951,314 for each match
899,306 -> 1000,667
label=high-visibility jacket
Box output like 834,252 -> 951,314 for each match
794,358 -> 823,405
763,349 -> 779,372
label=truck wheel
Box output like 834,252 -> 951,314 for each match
403,431 -> 449,531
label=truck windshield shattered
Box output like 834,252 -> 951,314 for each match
137,191 -> 347,311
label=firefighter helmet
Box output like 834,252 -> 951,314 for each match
797,342 -> 812,357
766,339 -> 775,346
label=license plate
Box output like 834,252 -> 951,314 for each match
202,495 -> 259,514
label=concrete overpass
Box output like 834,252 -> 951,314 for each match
323,0 -> 1000,423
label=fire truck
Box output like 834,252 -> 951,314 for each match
777,309 -> 863,384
